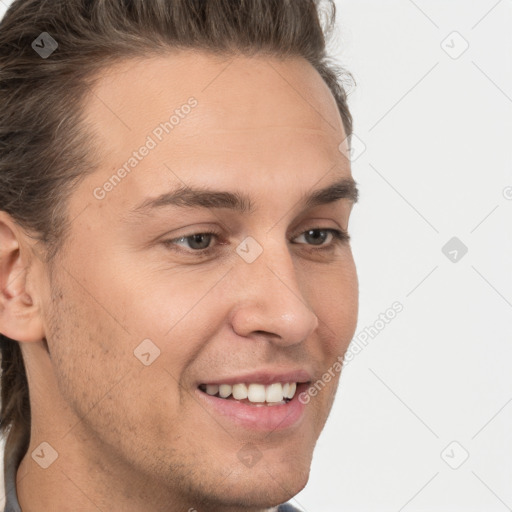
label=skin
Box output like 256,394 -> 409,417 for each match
0,50 -> 358,511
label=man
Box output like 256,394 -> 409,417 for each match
0,0 -> 359,510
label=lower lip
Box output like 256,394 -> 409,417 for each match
195,383 -> 309,432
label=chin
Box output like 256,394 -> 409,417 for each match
209,451 -> 312,509
203,468 -> 310,510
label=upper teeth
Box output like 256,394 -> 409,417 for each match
204,382 -> 297,403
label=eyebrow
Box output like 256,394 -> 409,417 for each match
128,177 -> 358,218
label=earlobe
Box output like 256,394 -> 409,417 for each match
0,212 -> 45,344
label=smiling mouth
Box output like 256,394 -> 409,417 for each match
198,382 -> 300,406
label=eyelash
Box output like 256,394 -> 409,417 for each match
161,227 -> 350,256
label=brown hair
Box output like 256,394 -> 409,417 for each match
0,0 -> 354,473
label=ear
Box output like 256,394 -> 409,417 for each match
0,211 -> 46,343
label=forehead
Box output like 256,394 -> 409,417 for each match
84,50 -> 345,133
77,51 -> 351,217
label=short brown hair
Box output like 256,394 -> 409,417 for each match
0,0 -> 355,474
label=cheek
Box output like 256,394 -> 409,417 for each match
53,233 -> 233,412
46,272 -> 195,458
303,257 -> 358,354
45,280 -> 131,423
111,265 -> 231,378
297,259 -> 357,416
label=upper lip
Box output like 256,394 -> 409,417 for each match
198,368 -> 312,386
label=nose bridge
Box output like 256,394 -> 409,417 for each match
230,234 -> 319,344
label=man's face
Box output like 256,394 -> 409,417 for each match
35,51 -> 358,508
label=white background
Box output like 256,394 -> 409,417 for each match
1,0 -> 511,511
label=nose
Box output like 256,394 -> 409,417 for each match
229,237 -> 319,347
